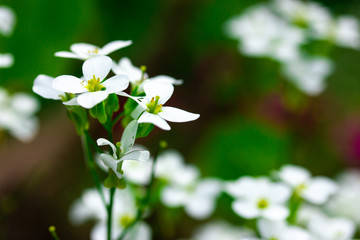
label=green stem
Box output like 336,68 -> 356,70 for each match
49,226 -> 60,240
82,131 -> 106,207
117,143 -> 163,240
112,112 -> 125,127
107,187 -> 116,240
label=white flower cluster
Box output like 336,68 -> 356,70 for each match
0,88 -> 39,142
0,6 -> 39,142
33,40 -> 199,130
0,6 -> 15,68
225,0 -> 360,96
219,164 -> 358,240
69,187 -> 151,240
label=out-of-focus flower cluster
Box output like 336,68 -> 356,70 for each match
225,0 -> 360,96
0,6 -> 39,142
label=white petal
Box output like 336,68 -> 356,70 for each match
161,186 -> 188,206
112,57 -> 142,82
11,93 -> 39,115
70,43 -> 98,58
262,204 -> 289,221
52,75 -> 87,93
100,154 -> 122,179
232,200 -> 260,219
0,53 -> 13,68
77,91 -> 108,109
278,164 -> 311,187
82,55 -> 112,81
120,120 -> 138,153
120,150 -> 150,162
138,111 -> 170,130
159,106 -> 199,123
54,51 -> 82,59
97,138 -> 117,159
63,97 -> 79,106
101,40 -> 132,55
303,177 -> 338,204
103,75 -> 129,93
33,74 -> 63,100
90,222 -> 107,240
125,222 -> 152,240
143,81 -> 174,105
185,197 -> 215,220
148,75 -> 183,85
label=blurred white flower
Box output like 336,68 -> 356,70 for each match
226,4 -> 304,62
0,89 -> 39,142
190,220 -> 255,240
0,6 -> 15,36
130,81 -> 199,130
53,55 -> 129,109
281,56 -> 333,95
308,215 -> 356,240
0,53 -> 14,68
112,57 -> 183,89
312,15 -> 360,49
55,40 -> 132,60
155,150 -> 221,219
225,177 -> 291,221
326,170 -> 360,226
97,120 -> 150,179
272,0 -> 331,30
257,219 -> 311,240
297,204 -> 326,226
69,188 -> 152,240
278,164 -> 338,204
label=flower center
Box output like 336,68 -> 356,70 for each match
88,47 -> 99,54
146,96 -> 162,114
85,75 -> 105,92
257,198 -> 269,209
295,182 -> 307,196
118,215 -> 134,228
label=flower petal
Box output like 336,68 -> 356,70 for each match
70,43 -> 98,57
97,138 -> 117,159
120,120 -> 138,154
148,75 -> 183,85
232,200 -> 260,219
143,81 -> 174,105
103,75 -> 129,93
54,51 -> 82,59
112,57 -> 142,82
52,75 -> 87,93
138,111 -> 171,130
33,74 -> 63,100
63,97 -> 79,106
99,153 -> 122,179
101,40 -> 132,55
120,150 -> 150,162
77,91 -> 108,109
159,106 -> 200,123
262,204 -> 289,221
0,53 -> 13,68
82,55 -> 112,81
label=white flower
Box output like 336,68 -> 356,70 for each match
0,6 -> 15,36
0,53 -> 14,68
278,164 -> 338,204
97,120 -> 150,179
52,55 -> 129,109
226,177 -> 291,221
32,74 -> 78,105
326,170 -> 360,226
308,215 -> 356,240
130,81 -> 199,130
55,40 -> 132,60
0,90 -> 39,142
282,56 -> 333,95
226,4 -> 304,62
161,178 -> 222,220
312,15 -> 360,49
112,57 -> 183,88
191,220 -> 255,240
258,219 -> 311,240
273,0 -> 331,29
69,188 -> 152,240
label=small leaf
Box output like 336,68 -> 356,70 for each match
90,101 -> 107,124
66,106 -> 89,136
105,93 -> 120,118
136,123 -> 154,138
103,170 -> 126,189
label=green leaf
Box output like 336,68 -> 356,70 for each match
105,93 -> 120,118
66,106 -> 89,136
136,123 -> 154,138
103,170 -> 126,189
90,101 -> 107,124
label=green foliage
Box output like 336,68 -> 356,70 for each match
103,170 -> 126,189
105,93 -> 120,118
90,101 -> 107,124
136,123 -> 154,138
66,106 -> 89,136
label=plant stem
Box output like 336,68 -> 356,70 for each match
82,131 -> 106,207
107,187 -> 116,240
112,112 -> 125,127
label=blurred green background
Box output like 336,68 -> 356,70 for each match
1,0 -> 360,239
